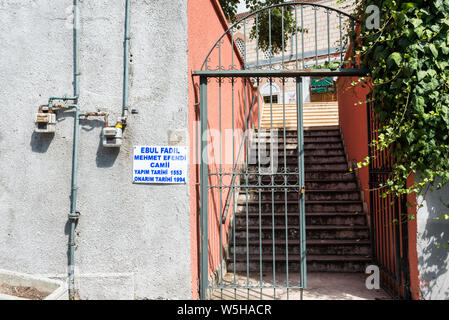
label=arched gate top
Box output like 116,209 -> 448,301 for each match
195,2 -> 367,77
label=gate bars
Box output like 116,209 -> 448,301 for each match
367,101 -> 411,299
194,2 -> 367,300
199,75 -> 307,300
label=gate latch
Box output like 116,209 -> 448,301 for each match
300,187 -> 306,195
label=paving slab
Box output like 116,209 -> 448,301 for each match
209,272 -> 391,300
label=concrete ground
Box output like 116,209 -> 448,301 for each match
209,272 -> 391,300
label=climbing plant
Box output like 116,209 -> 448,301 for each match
352,0 -> 449,200
219,0 -> 449,201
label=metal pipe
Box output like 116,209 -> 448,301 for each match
68,0 -> 80,299
49,96 -> 78,102
199,76 -> 208,300
122,0 -> 131,118
73,0 -> 80,99
68,105 -> 80,299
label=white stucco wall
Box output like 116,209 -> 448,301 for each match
0,0 -> 191,299
416,177 -> 449,300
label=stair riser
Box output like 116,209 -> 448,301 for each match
255,137 -> 343,144
235,229 -> 370,241
247,156 -> 346,165
234,215 -> 367,227
304,156 -> 346,163
306,181 -> 358,190
304,136 -> 341,143
251,143 -> 343,150
236,180 -> 358,189
237,191 -> 360,202
305,164 -> 348,171
256,130 -> 340,137
243,172 -> 355,184
250,149 -> 346,157
303,130 -> 341,137
306,172 -> 354,180
227,261 -> 369,273
248,160 -> 349,172
229,245 -> 371,256
237,203 -> 363,213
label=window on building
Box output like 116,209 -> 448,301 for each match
236,38 -> 246,57
263,95 -> 278,104
261,82 -> 281,105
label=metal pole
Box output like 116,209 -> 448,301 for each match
296,77 -> 307,293
199,76 -> 209,300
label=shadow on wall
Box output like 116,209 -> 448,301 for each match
80,119 -> 120,168
30,131 -> 54,153
29,114 -> 119,168
29,112 -> 71,152
418,180 -> 449,300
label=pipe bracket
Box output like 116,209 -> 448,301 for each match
68,212 -> 80,221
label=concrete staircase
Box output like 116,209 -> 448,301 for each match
227,127 -> 371,273
259,102 -> 339,129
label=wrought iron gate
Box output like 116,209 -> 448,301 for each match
194,2 -> 366,300
367,101 -> 411,299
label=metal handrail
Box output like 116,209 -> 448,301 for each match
221,94 -> 257,224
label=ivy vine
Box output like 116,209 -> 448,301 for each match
353,0 -> 449,200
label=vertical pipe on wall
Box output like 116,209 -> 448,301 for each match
68,0 -> 80,299
122,0 -> 131,118
68,105 -> 80,299
73,0 -> 80,99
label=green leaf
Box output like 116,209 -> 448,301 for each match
387,52 -> 402,67
417,71 -> 427,81
401,2 -> 415,9
429,44 -> 438,58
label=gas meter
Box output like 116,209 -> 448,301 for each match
102,126 -> 123,148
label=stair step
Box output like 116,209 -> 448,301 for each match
229,240 -> 371,256
233,211 -> 365,217
236,190 -> 361,201
235,225 -> 368,232
234,213 -> 367,227
228,254 -> 371,263
238,200 -> 363,205
234,225 -> 370,241
238,189 -> 359,193
226,255 -> 371,272
230,239 -> 370,246
252,137 -> 342,143
251,143 -> 343,149
243,174 -> 356,184
237,204 -> 364,214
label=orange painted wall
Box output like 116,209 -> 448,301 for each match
337,76 -> 370,207
188,0 -> 257,299
406,174 -> 421,300
338,78 -> 421,300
